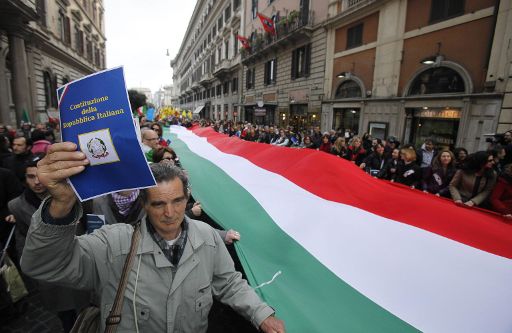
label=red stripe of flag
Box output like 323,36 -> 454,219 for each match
188,126 -> 512,259
257,13 -> 276,35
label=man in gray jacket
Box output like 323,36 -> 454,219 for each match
21,142 -> 285,333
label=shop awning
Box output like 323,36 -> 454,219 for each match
193,105 -> 204,114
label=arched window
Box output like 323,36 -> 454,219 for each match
335,80 -> 362,99
409,67 -> 465,95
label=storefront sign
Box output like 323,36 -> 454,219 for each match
417,109 -> 461,119
254,108 -> 266,116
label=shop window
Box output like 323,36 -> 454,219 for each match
291,44 -> 311,80
335,80 -> 362,99
264,58 -> 277,85
430,0 -> 464,23
409,67 -> 465,95
346,23 -> 363,49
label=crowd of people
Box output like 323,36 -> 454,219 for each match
199,119 -> 512,218
1,115 -> 511,332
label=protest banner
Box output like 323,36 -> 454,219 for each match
57,67 -> 156,201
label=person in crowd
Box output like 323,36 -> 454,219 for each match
300,135 -> 316,149
244,127 -> 258,142
490,163 -> 512,218
21,148 -> 285,333
2,134 -> 33,183
330,137 -> 348,159
151,122 -> 168,147
453,147 -> 468,169
152,146 -> 182,168
271,129 -> 289,147
8,154 -> 89,333
449,151 -> 497,207
0,165 -> 23,262
347,136 -> 367,166
501,130 -> 512,166
311,126 -> 322,147
384,137 -> 400,160
328,130 -> 337,144
362,133 -> 373,152
416,138 -> 437,169
257,126 -> 271,144
19,122 -> 32,139
30,129 -> 52,154
378,148 -> 401,180
489,145 -> 506,175
393,147 -> 422,188
141,128 -> 160,162
318,134 -> 332,153
421,150 -> 457,197
360,143 -> 386,176
0,134 -> 12,167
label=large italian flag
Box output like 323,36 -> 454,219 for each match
166,125 -> 512,333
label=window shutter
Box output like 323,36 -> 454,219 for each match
304,44 -> 311,77
291,49 -> 297,80
65,17 -> 71,45
273,59 -> 277,84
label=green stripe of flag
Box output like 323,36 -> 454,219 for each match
168,130 -> 419,333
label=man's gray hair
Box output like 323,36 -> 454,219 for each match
140,164 -> 189,203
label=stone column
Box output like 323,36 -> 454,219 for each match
8,32 -> 31,126
0,49 -> 12,125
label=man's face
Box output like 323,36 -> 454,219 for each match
504,131 -> 512,143
12,137 -> 28,154
144,178 -> 188,240
425,142 -> 434,151
26,167 -> 47,194
143,130 -> 160,149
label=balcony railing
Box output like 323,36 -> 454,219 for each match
241,10 -> 314,64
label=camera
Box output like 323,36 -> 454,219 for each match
484,133 -> 504,145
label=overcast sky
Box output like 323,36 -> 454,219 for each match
104,0 -> 196,92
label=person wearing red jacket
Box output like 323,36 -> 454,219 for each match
490,163 -> 512,218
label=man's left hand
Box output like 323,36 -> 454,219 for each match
260,315 -> 285,333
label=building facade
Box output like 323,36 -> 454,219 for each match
0,0 -> 106,127
240,0 -> 329,129
323,0 -> 512,151
172,0 -> 243,122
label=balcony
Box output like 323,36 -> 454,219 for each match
199,72 -> 214,87
328,0 -> 378,18
213,59 -> 231,78
241,10 -> 314,65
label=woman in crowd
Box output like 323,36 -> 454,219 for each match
151,122 -> 168,147
347,136 -> 367,166
318,134 -> 332,153
152,146 -> 181,168
300,135 -> 316,149
378,148 -> 400,180
490,163 -> 512,218
393,147 -> 422,188
360,143 -> 386,176
330,137 -> 348,159
453,147 -> 468,169
422,149 -> 457,197
449,151 -> 497,207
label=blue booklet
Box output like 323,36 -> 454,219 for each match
86,214 -> 105,234
57,67 -> 156,201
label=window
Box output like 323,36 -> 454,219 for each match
58,10 -> 71,44
335,80 -> 362,99
408,67 -> 465,95
252,0 -> 258,19
86,38 -> 93,61
218,17 -> 223,30
74,26 -> 84,54
225,5 -> 231,22
211,87 -> 215,97
216,84 -> 222,96
430,0 -> 464,23
224,40 -> 229,59
232,77 -> 238,93
264,58 -> 277,85
36,0 -> 46,27
291,44 -> 311,80
43,71 -> 58,108
234,0 -> 241,10
346,23 -> 363,49
246,68 -> 255,89
223,81 -> 230,95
